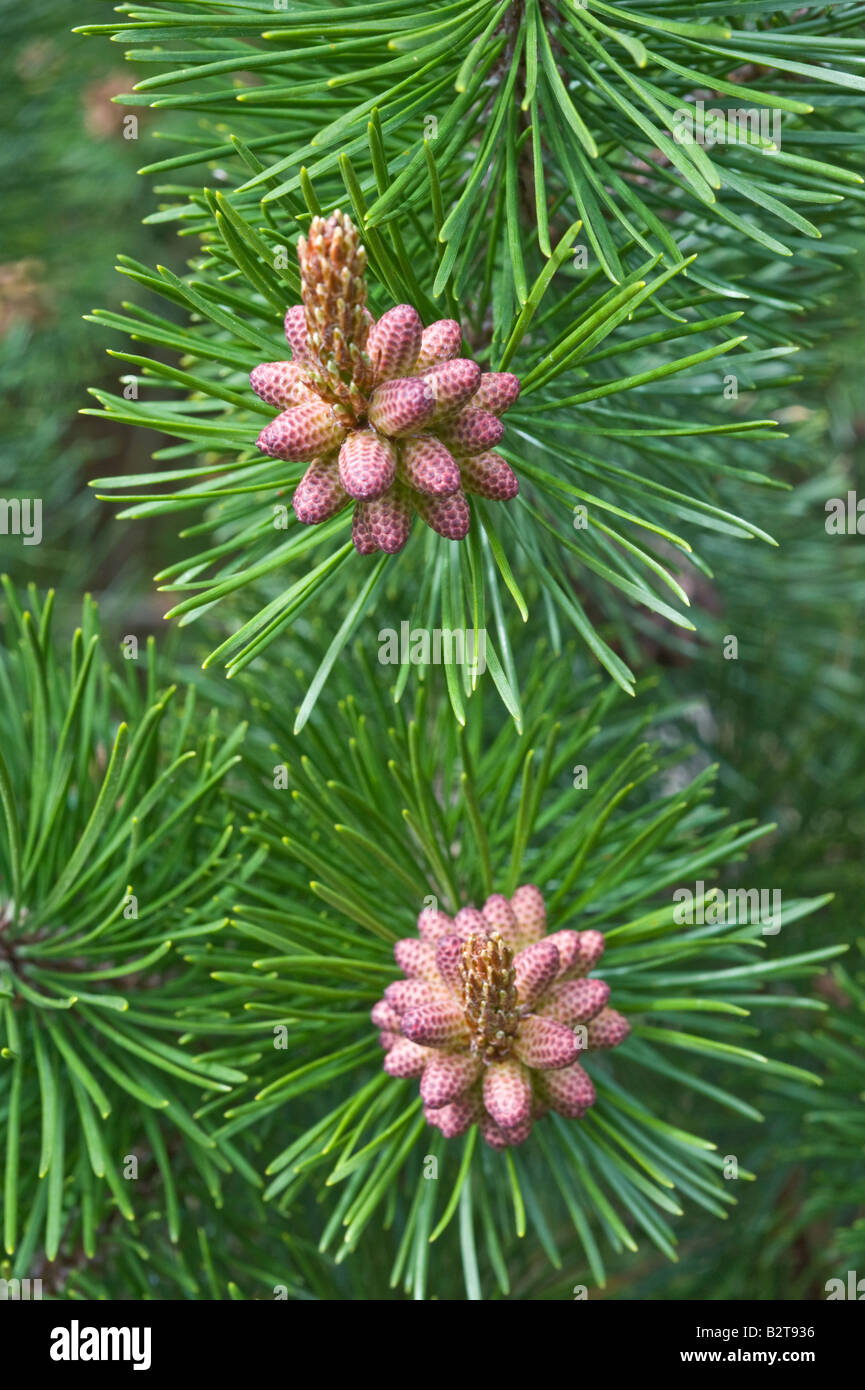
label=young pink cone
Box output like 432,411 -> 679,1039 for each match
250,361 -> 315,409
510,884 -> 546,944
415,318 -> 461,371
586,1007 -> 631,1049
372,883 -> 628,1149
459,450 -> 519,501
337,429 -> 396,500
401,1001 -> 468,1048
292,457 -> 347,524
439,406 -> 504,454
399,437 -> 461,496
255,217 -> 521,554
284,303 -> 309,360
371,999 -> 400,1032
423,358 -> 481,417
435,934 -> 466,995
417,907 -> 454,941
257,401 -> 344,462
545,930 -> 584,977
351,502 -> 378,555
540,977 -> 610,1026
412,489 -> 471,541
420,1052 -> 481,1109
540,1061 -> 596,1119
483,1057 -> 533,1130
453,906 -> 486,939
393,938 -> 437,980
384,1037 -> 431,1078
427,1095 -> 479,1138
513,1014 -> 581,1070
384,978 -> 443,1014
367,377 -> 436,436
480,893 -> 520,948
365,486 -> 413,554
566,929 -> 606,979
514,939 -> 561,1006
473,371 -> 521,415
367,304 -> 422,381
479,1110 -> 534,1150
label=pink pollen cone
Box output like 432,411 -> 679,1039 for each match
586,1007 -> 631,1049
426,1095 -> 479,1138
250,360 -> 316,409
384,1038 -> 431,1078
284,303 -> 309,360
393,938 -> 437,980
420,1052 -> 481,1109
257,402 -> 344,462
372,884 -> 629,1149
367,304 -> 422,381
571,929 -> 606,977
435,934 -> 466,995
483,1057 -> 533,1130
439,406 -> 504,455
513,1014 -> 581,1070
510,884 -> 547,944
480,893 -> 521,948
453,906 -> 486,939
338,429 -> 396,500
459,451 -> 519,501
423,357 -> 481,417
351,502 -> 379,555
292,457 -> 347,524
367,377 -> 436,436
399,437 -> 461,496
365,486 -> 413,554
412,489 -> 471,541
473,371 -> 521,415
514,939 -> 561,1006
539,1060 -> 596,1119
401,1001 -> 468,1048
414,318 -> 462,371
540,978 -> 610,1026
417,907 -> 454,941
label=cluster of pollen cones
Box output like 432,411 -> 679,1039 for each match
250,210 -> 520,556
371,885 -> 630,1149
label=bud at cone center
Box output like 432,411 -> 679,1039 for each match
460,932 -> 521,1063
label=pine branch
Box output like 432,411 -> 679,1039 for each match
0,586 -> 252,1273
177,639 -> 844,1297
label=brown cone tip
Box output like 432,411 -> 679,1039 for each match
298,210 -> 372,406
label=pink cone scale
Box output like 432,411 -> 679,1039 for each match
371,885 -> 630,1149
250,210 -> 521,555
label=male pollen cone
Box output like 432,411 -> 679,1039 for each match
371,884 -> 630,1149
251,210 -> 521,555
